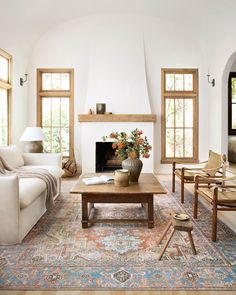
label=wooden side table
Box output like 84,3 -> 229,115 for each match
157,217 -> 197,261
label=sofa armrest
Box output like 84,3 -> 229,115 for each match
23,153 -> 62,167
0,175 -> 20,245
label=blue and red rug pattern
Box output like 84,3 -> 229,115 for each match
0,178 -> 236,290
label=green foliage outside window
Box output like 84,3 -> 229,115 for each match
42,97 -> 70,156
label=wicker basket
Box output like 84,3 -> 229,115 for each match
62,150 -> 77,178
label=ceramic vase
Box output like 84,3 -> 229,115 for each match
114,169 -> 129,187
122,157 -> 143,182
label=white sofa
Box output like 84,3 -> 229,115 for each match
0,145 -> 64,245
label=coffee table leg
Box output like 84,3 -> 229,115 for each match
82,195 -> 88,228
148,196 -> 154,228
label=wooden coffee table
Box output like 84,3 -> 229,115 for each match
70,173 -> 166,228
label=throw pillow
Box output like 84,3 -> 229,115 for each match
203,151 -> 222,176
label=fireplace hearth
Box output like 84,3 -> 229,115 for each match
96,142 -> 122,172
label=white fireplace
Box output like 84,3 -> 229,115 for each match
79,30 -> 156,173
80,120 -> 154,173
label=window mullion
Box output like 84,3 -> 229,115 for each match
183,99 -> 185,157
0,48 -> 12,146
60,97 -> 62,154
174,98 -> 176,158
50,98 -> 53,153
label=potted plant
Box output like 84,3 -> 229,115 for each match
102,129 -> 152,182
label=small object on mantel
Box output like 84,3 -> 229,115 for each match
88,108 -> 93,115
96,103 -> 106,114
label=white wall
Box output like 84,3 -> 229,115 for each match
195,16 -> 236,155
85,21 -> 151,114
0,45 -> 28,148
27,14 -> 210,173
12,56 -> 28,149
230,60 -> 236,72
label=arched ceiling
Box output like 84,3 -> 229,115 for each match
0,0 -> 235,55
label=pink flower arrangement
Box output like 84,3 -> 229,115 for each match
102,129 -> 152,160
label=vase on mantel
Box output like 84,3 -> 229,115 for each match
122,157 -> 143,182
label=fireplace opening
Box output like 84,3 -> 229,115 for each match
96,142 -> 122,172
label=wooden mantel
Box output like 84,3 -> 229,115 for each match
78,114 -> 156,122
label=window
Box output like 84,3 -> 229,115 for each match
161,69 -> 198,163
228,72 -> 236,135
37,69 -> 74,157
0,48 -> 12,146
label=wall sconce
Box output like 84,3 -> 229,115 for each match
20,74 -> 28,86
207,73 -> 215,87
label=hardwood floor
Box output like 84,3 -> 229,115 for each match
0,291 -> 235,295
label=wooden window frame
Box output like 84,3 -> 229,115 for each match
37,68 -> 74,157
228,72 -> 236,135
161,68 -> 199,164
0,48 -> 12,145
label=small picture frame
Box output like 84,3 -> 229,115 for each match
96,103 -> 106,114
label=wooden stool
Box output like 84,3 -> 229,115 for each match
157,217 -> 197,261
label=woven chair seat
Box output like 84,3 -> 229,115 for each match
198,188 -> 236,206
175,169 -> 206,180
172,218 -> 193,231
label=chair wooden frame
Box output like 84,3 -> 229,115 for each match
194,175 -> 236,242
172,151 -> 226,203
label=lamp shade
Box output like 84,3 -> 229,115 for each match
20,127 -> 45,142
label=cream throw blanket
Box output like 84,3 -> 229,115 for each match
0,156 -> 57,209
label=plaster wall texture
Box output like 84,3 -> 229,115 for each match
27,14 -> 209,173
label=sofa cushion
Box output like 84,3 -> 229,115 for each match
23,165 -> 64,179
0,145 -> 24,168
19,178 -> 46,209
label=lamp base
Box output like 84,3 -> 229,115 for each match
25,141 -> 43,153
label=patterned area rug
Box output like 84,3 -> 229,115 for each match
0,177 -> 236,290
